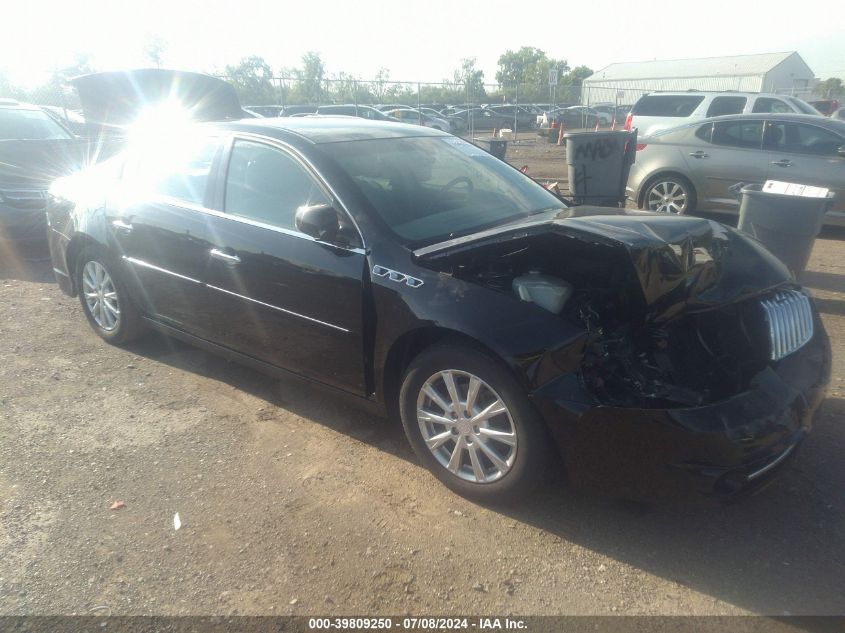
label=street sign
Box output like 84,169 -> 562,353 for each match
549,69 -> 558,87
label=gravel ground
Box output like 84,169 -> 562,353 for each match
1,188 -> 844,617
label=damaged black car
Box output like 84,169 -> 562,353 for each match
46,115 -> 831,502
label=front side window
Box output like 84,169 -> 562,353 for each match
764,122 -> 845,156
0,108 -> 73,140
324,136 -> 566,246
711,120 -> 764,149
224,140 -> 329,230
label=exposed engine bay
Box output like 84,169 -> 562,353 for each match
416,225 -> 780,408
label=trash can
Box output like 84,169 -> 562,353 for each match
730,182 -> 834,276
473,137 -> 508,161
564,129 -> 637,207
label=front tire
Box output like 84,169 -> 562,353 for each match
643,174 -> 696,215
76,249 -> 144,344
399,345 -> 552,503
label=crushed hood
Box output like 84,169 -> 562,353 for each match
71,69 -> 242,128
415,207 -> 791,322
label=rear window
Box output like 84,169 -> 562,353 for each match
632,95 -> 705,117
0,108 -> 73,140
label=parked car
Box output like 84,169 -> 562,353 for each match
419,107 -> 466,133
315,104 -> 398,121
278,105 -> 318,117
626,113 -> 845,225
47,115 -> 830,502
245,105 -> 286,117
625,91 -> 822,137
0,100 -> 93,246
833,107 -> 845,122
454,107 -> 513,131
383,108 -> 450,132
592,103 -> 631,125
564,106 -> 612,126
41,105 -> 88,136
546,107 -> 598,130
483,105 -> 537,130
809,99 -> 840,117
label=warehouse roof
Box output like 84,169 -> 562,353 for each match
584,52 -> 803,82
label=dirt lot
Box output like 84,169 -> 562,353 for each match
1,156 -> 844,616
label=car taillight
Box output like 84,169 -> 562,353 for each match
625,113 -> 633,130
635,143 -> 647,151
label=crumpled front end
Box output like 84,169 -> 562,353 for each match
416,208 -> 831,498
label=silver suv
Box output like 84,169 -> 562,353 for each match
625,91 -> 821,136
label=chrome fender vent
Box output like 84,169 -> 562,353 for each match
760,290 -> 814,361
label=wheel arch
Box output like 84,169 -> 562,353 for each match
380,327 -> 515,420
64,232 -> 108,296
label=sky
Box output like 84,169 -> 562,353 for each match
2,0 -> 845,88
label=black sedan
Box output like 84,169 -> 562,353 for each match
46,117 -> 831,502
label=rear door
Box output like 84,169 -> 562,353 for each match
690,119 -> 770,209
763,120 -> 845,216
110,134 -> 223,332
200,137 -> 367,393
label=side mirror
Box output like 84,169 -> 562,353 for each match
295,203 -> 341,243
839,145 -> 845,158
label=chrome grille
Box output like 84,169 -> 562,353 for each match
760,290 -> 814,361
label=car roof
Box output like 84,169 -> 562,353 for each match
0,100 -> 44,112
647,112 -> 845,138
210,116 -> 449,144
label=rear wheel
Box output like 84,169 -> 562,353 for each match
399,345 -> 552,502
643,174 -> 696,215
76,249 -> 144,344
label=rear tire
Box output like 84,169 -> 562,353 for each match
76,248 -> 145,344
399,344 -> 552,503
642,174 -> 697,215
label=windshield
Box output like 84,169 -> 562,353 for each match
0,108 -> 73,140
324,136 -> 566,246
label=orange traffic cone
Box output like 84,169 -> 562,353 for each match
557,122 -> 566,145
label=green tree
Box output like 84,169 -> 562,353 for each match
224,56 -> 276,105
294,51 -> 326,103
451,57 -> 486,101
495,47 -> 568,100
816,77 -> 843,98
144,35 -> 166,68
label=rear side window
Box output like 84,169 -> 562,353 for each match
123,135 -> 220,206
706,96 -> 747,117
632,95 -> 705,117
752,98 -> 792,114
224,140 -> 329,230
711,120 -> 764,149
764,122 -> 845,156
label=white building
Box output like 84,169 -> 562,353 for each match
582,52 -> 815,106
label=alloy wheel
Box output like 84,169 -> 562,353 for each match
647,180 -> 689,214
81,261 -> 120,331
416,370 -> 517,484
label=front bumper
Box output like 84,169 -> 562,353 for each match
533,314 -> 831,501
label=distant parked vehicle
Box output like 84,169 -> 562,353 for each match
625,91 -> 823,136
40,105 -> 88,136
383,108 -> 451,132
545,107 -> 598,130
810,99 -> 840,117
626,113 -> 845,225
591,103 -> 631,125
484,105 -> 537,130
240,108 -> 263,118
563,106 -> 612,126
316,104 -> 398,121
245,105 -> 286,117
453,108 -> 511,131
279,105 -> 318,117
832,108 -> 845,122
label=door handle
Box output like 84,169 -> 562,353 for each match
689,151 -> 709,159
210,248 -> 241,264
771,159 -> 793,167
111,219 -> 133,232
